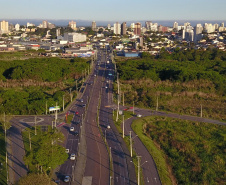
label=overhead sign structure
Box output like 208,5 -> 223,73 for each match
49,106 -> 60,112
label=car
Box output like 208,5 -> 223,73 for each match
107,125 -> 111,129
70,127 -> 74,131
74,131 -> 79,136
105,86 -> 108,89
82,104 -> 86,108
65,149 -> 69,153
70,153 -> 76,160
80,99 -> 83,103
137,114 -> 142,117
75,111 -> 79,115
64,176 -> 70,182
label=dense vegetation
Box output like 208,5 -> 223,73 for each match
0,57 -> 89,115
22,126 -> 68,175
132,116 -> 226,185
116,49 -> 226,120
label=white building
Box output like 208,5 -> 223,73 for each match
27,22 -> 35,27
69,21 -> 76,30
173,22 -> 178,31
194,24 -> 203,42
114,22 -> 121,35
204,23 -> 215,33
64,33 -> 87,42
0,20 -> 9,33
15,23 -> 20,31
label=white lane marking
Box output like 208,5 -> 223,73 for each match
154,177 -> 157,183
147,177 -> 149,183
19,117 -> 44,124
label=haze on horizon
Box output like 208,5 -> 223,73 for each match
1,0 -> 226,21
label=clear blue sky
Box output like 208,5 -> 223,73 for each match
1,0 -> 225,21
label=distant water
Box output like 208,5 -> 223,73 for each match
4,19 -> 226,27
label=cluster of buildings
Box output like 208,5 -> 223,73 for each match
0,19 -> 226,57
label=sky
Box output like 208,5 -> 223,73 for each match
0,0 -> 226,21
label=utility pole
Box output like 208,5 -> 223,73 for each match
156,96 -> 159,111
130,131 -> 132,157
55,102 -> 58,121
45,101 -> 47,115
29,131 -> 31,151
122,115 -> 125,138
116,95 -> 119,122
35,116 -> 37,135
123,92 -> 124,106
105,130 -> 107,142
63,95 -> 65,111
133,101 -> 135,115
137,156 -> 141,185
76,80 -> 78,93
201,104 -> 203,118
69,88 -> 72,102
3,112 -> 8,184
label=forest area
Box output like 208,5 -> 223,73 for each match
0,57 -> 89,115
116,48 -> 226,121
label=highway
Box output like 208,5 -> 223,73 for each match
98,50 -> 137,185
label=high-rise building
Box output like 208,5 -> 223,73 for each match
134,22 -> 141,36
42,20 -> 48,28
121,22 -> 126,35
221,22 -> 224,27
173,22 -> 178,31
107,24 -> 111,29
56,28 -> 61,37
0,20 -> 9,33
203,23 -> 215,33
145,21 -> 152,30
69,21 -> 77,30
92,21 -> 97,31
194,24 -> 203,42
114,22 -> 121,35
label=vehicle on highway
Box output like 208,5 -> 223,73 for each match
70,153 -> 76,160
137,114 -> 142,117
107,125 -> 111,129
70,127 -> 75,131
75,111 -> 79,115
80,99 -> 83,102
82,104 -> 86,107
74,131 -> 79,136
64,175 -> 70,182
65,149 -> 69,153
105,86 -> 108,89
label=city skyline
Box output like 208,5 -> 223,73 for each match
1,0 -> 226,21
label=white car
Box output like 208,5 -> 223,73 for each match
70,127 -> 74,131
70,153 -> 76,160
64,176 -> 70,182
107,125 -> 111,129
137,114 -> 142,117
65,149 -> 69,153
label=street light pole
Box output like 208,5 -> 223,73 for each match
130,131 -> 138,157
123,115 -> 125,138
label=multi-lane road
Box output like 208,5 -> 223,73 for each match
6,47 -> 226,185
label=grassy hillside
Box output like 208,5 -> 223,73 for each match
132,116 -> 226,185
